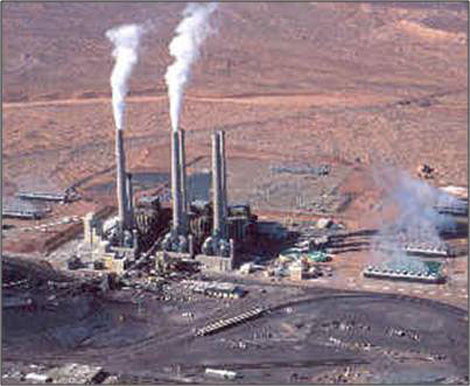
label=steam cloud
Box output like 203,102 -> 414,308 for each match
106,24 -> 144,130
372,168 -> 459,269
165,3 -> 218,131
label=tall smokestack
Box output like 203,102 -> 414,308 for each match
116,129 -> 128,230
178,129 -> 188,232
126,172 -> 134,229
212,132 -> 223,238
107,24 -> 144,234
171,130 -> 182,235
218,131 -> 227,222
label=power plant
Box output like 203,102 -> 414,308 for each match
3,4 -> 468,385
76,8 -> 258,275
79,114 -> 458,282
82,124 -> 256,274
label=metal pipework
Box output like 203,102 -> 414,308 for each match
218,131 -> 228,234
115,128 -> 128,230
126,173 -> 134,229
171,130 -> 182,235
178,129 -> 188,233
211,132 -> 223,238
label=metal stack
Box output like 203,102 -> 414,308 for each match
115,128 -> 129,232
219,131 -> 227,220
162,128 -> 190,253
201,130 -> 233,257
178,129 -> 188,232
126,173 -> 135,229
212,131 -> 224,238
171,130 -> 183,236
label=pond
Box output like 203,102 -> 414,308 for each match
87,171 -> 212,202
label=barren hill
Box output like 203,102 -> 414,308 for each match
2,2 -> 468,240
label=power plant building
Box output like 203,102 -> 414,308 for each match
84,124 -> 257,274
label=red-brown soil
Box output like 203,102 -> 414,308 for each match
2,3 -> 468,304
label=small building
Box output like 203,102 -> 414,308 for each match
195,254 -> 233,272
190,280 -> 246,299
289,261 -> 306,281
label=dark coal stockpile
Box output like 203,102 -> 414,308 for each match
3,274 -> 468,384
3,256 -> 99,354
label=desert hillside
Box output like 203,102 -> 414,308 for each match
2,2 -> 468,224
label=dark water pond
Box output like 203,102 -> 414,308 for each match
87,172 -> 211,201
87,172 -> 169,194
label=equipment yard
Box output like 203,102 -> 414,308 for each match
3,255 -> 468,384
2,2 -> 468,384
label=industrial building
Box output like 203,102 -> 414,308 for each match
363,264 -> 445,284
82,125 -> 257,274
16,187 -> 80,204
2,207 -> 49,220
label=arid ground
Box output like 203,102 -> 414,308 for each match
2,2 -> 468,384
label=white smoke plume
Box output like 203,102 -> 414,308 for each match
371,168 -> 459,269
380,170 -> 456,242
106,24 -> 144,130
165,2 -> 218,131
